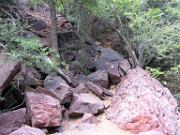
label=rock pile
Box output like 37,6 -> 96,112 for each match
0,43 -> 180,135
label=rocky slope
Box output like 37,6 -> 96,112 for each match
0,1 -> 180,135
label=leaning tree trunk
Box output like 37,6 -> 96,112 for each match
48,0 -> 60,58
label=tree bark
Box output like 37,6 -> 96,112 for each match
48,0 -> 60,58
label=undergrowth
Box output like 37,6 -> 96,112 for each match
0,18 -> 59,73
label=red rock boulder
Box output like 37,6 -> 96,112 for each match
87,70 -> 109,88
107,67 -> 180,135
0,108 -> 26,135
69,93 -> 105,117
25,87 -> 62,127
0,54 -> 21,95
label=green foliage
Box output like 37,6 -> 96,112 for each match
0,19 -> 59,73
27,0 -> 41,7
147,67 -> 164,78
174,93 -> 180,100
163,64 -> 180,90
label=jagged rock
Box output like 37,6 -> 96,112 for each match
0,54 -> 21,95
9,126 -> 46,135
95,47 -> 124,70
69,61 -> 81,75
0,108 -> 26,135
73,83 -> 89,94
85,82 -> 104,98
44,75 -> 73,104
104,61 -> 121,84
119,59 -> 131,75
25,87 -> 62,127
107,67 -> 180,135
85,44 -> 98,58
69,93 -> 105,117
76,74 -> 87,83
81,113 -> 101,124
30,20 -> 46,31
104,59 -> 132,85
85,81 -> 113,99
87,70 -> 109,88
17,66 -> 43,87
85,57 -> 96,71
66,73 -> 79,87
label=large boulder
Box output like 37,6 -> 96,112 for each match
118,59 -> 131,75
0,108 -> 26,135
44,75 -> 73,104
85,81 -> 113,99
95,47 -> 124,70
0,54 -> 21,95
104,59 -> 132,85
25,87 -> 62,127
104,61 -> 121,84
30,20 -> 47,31
69,93 -> 105,117
87,70 -> 109,88
9,126 -> 46,135
73,83 -> 89,94
107,67 -> 180,135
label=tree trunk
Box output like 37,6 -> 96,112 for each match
48,0 -> 60,58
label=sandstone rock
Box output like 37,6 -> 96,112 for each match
85,57 -> 96,71
25,87 -> 62,127
73,83 -> 89,94
69,93 -> 105,117
9,126 -> 46,135
0,54 -> 21,95
66,73 -> 79,87
76,74 -> 87,83
95,47 -> 124,70
0,108 -> 26,135
85,81 -> 104,98
50,119 -> 133,135
30,20 -> 46,31
44,75 -> 73,104
104,61 -> 121,84
20,66 -> 43,87
85,81 -> 113,99
87,70 -> 109,88
81,113 -> 101,124
85,44 -> 98,58
119,59 -> 131,75
107,67 -> 180,135
138,130 -> 164,135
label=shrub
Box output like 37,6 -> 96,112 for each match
0,18 -> 59,73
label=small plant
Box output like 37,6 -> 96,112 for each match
147,67 -> 164,78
